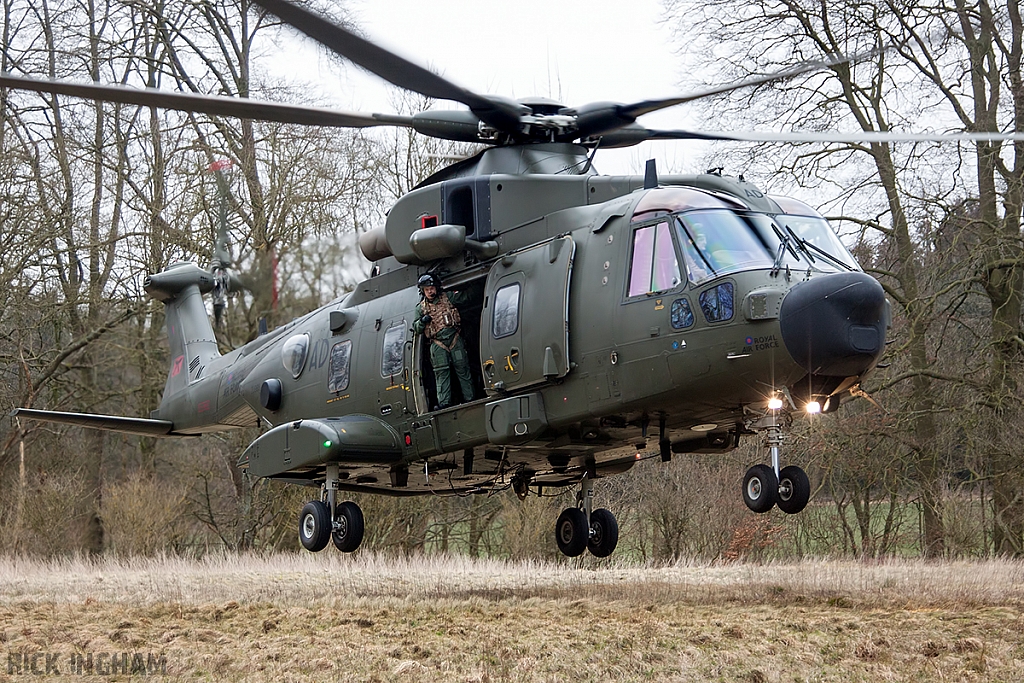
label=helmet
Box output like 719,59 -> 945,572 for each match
417,273 -> 442,290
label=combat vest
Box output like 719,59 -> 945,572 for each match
422,293 -> 461,341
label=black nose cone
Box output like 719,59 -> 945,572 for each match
780,272 -> 887,376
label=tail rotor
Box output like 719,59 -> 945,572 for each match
207,160 -> 249,328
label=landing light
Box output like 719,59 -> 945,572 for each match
768,397 -> 784,411
805,401 -> 821,415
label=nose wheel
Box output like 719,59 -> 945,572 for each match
776,465 -> 810,514
554,475 -> 620,558
743,413 -> 810,515
742,464 -> 778,513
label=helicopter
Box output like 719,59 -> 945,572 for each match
6,0 -> 1021,558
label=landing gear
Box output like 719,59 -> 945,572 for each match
298,500 -> 331,552
743,464 -> 778,513
554,474 -> 620,558
777,465 -> 810,514
743,411 -> 810,515
332,500 -> 365,552
299,464 -> 366,553
555,508 -> 588,557
587,508 -> 619,558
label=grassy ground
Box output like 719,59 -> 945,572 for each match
0,553 -> 1022,681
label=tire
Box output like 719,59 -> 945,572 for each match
332,500 -> 365,552
555,508 -> 588,557
742,464 -> 778,513
587,508 -> 619,558
298,500 -> 331,552
777,465 -> 810,514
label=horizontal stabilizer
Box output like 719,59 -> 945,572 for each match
10,408 -> 184,437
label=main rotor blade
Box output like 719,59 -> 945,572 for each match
625,46 -> 893,119
598,126 -> 1024,147
250,0 -> 525,134
712,130 -> 1024,142
0,73 -> 413,128
574,46 -> 895,139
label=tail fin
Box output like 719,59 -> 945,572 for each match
144,262 -> 221,399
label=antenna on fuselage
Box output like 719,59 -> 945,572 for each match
644,159 -> 658,189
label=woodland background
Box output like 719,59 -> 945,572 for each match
2,0 -> 1023,561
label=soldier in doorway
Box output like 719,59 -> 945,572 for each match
413,273 -> 476,410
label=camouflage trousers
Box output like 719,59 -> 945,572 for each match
430,334 -> 475,408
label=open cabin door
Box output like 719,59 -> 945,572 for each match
480,236 -> 575,393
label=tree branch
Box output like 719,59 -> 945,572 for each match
27,306 -> 139,400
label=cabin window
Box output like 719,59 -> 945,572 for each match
628,221 -> 681,297
281,333 -> 310,379
492,283 -> 520,338
699,282 -> 735,323
676,210 -> 774,285
328,340 -> 352,393
381,322 -> 406,378
671,298 -> 695,329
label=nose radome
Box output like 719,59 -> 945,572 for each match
779,272 -> 887,377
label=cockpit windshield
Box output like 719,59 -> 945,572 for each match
675,210 -> 775,285
670,208 -> 858,286
780,214 -> 858,271
746,213 -> 858,273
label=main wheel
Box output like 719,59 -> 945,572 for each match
742,464 -> 778,513
777,465 -> 810,514
332,500 -> 365,552
555,508 -> 588,557
587,508 -> 619,558
298,500 -> 331,552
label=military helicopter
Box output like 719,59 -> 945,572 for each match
6,0 -> 1020,558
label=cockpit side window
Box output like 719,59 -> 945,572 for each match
628,221 -> 681,297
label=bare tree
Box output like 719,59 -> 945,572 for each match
0,0 -> 398,555
662,0 -> 1024,555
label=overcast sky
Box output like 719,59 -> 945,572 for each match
279,0 -> 707,175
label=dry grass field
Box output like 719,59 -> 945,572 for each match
0,553 -> 1022,681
